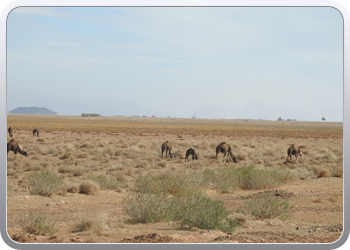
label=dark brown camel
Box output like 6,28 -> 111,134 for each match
286,144 -> 305,163
8,127 -> 13,138
161,141 -> 172,158
33,129 -> 39,137
7,139 -> 28,157
216,142 -> 237,163
185,148 -> 198,162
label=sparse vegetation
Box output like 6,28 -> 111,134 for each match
87,174 -> 127,190
122,191 -> 173,223
237,193 -> 295,220
27,170 -> 65,197
7,115 -> 343,243
19,211 -> 58,236
172,190 -> 234,231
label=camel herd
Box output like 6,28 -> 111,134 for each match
7,127 -> 305,164
161,141 -> 304,164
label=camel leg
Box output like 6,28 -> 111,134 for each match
286,155 -> 291,163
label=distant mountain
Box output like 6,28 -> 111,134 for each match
7,89 -> 170,117
9,107 -> 57,115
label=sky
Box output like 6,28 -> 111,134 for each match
6,6 -> 344,119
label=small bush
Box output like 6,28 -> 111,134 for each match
58,165 -> 72,174
79,180 -> 99,195
72,167 -> 86,177
19,211 -> 58,236
218,216 -> 243,233
66,183 -> 80,193
27,170 -> 65,197
122,191 -> 173,223
72,219 -> 93,232
172,191 -> 231,230
237,193 -> 294,220
312,167 -> 331,178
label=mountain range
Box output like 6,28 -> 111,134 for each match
7,89 -> 342,121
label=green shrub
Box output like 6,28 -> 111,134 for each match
19,211 -> 58,236
27,170 -> 65,197
237,193 -> 295,220
122,191 -> 173,223
172,191 -> 231,230
218,216 -> 243,233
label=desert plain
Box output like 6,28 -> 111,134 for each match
6,114 -> 344,244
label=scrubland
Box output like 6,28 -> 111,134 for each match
6,114 -> 343,243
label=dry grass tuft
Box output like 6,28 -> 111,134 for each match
79,180 -> 99,195
312,167 -> 331,178
80,142 -> 94,149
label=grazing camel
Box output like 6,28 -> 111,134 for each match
33,129 -> 39,137
185,148 -> 198,162
161,141 -> 172,158
8,127 -> 13,138
7,139 -> 28,157
286,144 -> 305,163
216,142 -> 237,163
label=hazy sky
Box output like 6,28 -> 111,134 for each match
7,7 -> 343,118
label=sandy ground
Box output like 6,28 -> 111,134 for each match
6,116 -> 343,244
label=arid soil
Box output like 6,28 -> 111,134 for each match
6,115 -> 343,244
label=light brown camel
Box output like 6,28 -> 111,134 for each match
185,148 -> 198,162
32,129 -> 39,137
286,144 -> 305,163
216,142 -> 237,163
7,139 -> 28,157
8,127 -> 13,138
161,141 -> 172,158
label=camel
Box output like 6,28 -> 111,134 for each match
8,127 -> 13,138
161,141 -> 172,158
216,142 -> 237,163
185,148 -> 198,162
286,144 -> 305,163
7,139 -> 28,157
33,129 -> 39,137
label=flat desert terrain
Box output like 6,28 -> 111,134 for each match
6,114 -> 343,244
